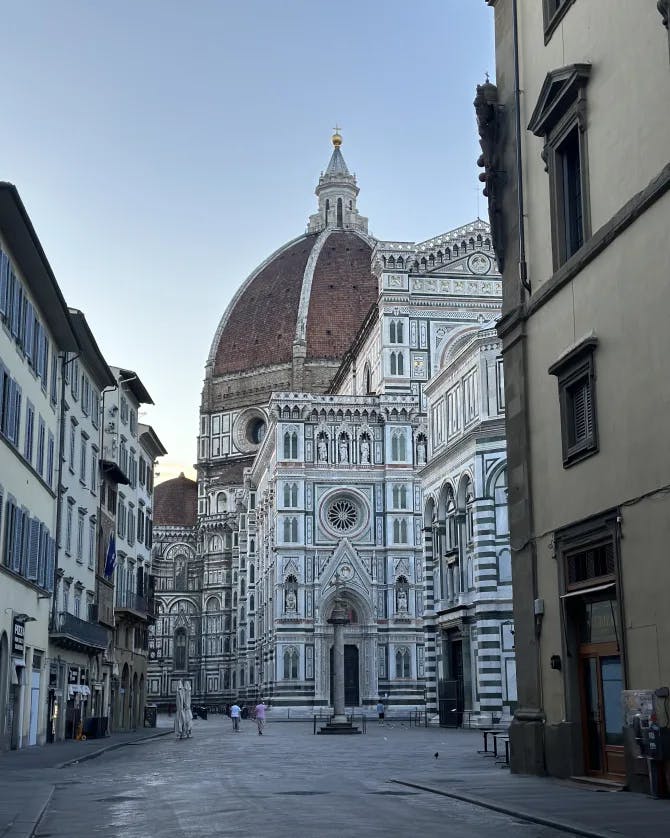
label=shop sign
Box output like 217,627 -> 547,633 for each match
12,618 -> 25,656
68,666 -> 79,685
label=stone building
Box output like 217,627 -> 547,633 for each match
484,0 -> 670,785
420,321 -> 513,725
151,134 -> 506,716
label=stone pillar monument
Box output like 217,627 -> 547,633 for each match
318,573 -> 360,735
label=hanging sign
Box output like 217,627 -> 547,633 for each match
12,618 -> 25,656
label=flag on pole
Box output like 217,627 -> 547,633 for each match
104,532 -> 117,579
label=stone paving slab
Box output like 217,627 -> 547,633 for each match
393,727 -> 669,838
0,720 -> 172,838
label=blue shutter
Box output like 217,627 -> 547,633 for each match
12,383 -> 22,446
9,270 -> 20,337
41,333 -> 49,390
2,496 -> 13,565
20,507 -> 30,575
45,536 -> 56,591
27,517 -> 40,580
0,251 -> 8,318
37,523 -> 47,588
23,301 -> 34,362
11,505 -> 23,572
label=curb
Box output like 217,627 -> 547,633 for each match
28,785 -> 55,838
57,728 -> 173,769
390,779 -> 617,838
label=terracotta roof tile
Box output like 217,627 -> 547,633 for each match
154,473 -> 197,527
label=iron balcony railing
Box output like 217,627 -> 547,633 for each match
51,611 -> 109,651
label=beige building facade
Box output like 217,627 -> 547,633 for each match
484,0 -> 670,786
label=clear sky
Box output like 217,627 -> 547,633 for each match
0,1 -> 494,483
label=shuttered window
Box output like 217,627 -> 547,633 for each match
549,338 -> 598,468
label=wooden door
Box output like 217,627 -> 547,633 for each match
579,643 -> 624,779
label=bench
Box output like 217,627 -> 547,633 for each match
493,734 -> 510,767
478,726 -> 508,755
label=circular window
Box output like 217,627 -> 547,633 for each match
320,490 -> 369,539
327,498 -> 359,533
247,418 -> 266,445
233,408 -> 267,454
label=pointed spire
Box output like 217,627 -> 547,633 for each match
307,130 -> 368,235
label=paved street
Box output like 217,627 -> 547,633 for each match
2,717 -> 669,838
34,717 -> 570,838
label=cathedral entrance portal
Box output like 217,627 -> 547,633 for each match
330,643 -> 361,707
330,645 -> 359,708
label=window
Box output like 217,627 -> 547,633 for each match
50,352 -> 58,405
80,435 -> 88,483
174,628 -> 187,670
283,482 -> 298,507
120,396 -> 128,424
493,469 -> 509,535
395,647 -> 411,679
69,420 -> 76,472
391,431 -> 406,462
23,401 -> 34,463
0,366 -> 22,446
542,0 -> 575,42
393,518 -> 408,544
447,385 -> 461,438
283,517 -> 298,543
76,511 -> 85,562
463,369 -> 478,424
65,502 -> 74,554
549,336 -> 598,467
389,319 -> 404,343
46,431 -> 55,487
283,430 -> 298,459
90,446 -> 98,494
528,64 -> 591,270
283,646 -> 299,679
88,519 -> 95,570
390,351 -> 404,376
392,485 -> 408,509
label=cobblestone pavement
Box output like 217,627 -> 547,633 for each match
7,718 -> 670,838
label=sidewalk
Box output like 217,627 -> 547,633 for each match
0,720 -> 172,838
393,728 -> 669,838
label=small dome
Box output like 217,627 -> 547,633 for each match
154,473 -> 197,527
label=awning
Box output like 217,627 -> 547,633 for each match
560,582 -> 615,599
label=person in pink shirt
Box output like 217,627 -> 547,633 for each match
255,700 -> 267,735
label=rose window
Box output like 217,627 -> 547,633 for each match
326,498 -> 359,533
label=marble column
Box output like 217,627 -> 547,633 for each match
329,600 -> 349,724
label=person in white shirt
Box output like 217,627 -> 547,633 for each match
230,702 -> 241,732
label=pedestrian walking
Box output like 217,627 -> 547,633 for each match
230,701 -> 241,732
255,700 -> 267,736
376,699 -> 385,725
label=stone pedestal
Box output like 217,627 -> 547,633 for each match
318,590 -> 360,735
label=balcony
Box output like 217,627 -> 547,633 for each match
115,591 -> 152,621
50,611 -> 110,653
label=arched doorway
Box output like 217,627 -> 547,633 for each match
120,664 -> 130,729
131,672 -> 138,729
316,586 -> 376,710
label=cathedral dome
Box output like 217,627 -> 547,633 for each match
154,473 -> 197,527
204,137 -> 377,412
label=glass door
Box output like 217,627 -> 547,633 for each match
579,647 -> 624,779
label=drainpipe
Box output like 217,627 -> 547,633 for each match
513,0 -> 531,295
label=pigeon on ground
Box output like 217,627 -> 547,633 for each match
434,752 -> 439,759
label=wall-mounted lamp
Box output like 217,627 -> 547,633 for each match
550,654 -> 562,671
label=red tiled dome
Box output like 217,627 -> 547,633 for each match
210,229 -> 377,381
154,473 -> 197,527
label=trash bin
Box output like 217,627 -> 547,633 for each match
144,704 -> 158,728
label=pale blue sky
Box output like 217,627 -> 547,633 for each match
0,1 -> 494,481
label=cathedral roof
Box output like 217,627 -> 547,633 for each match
206,136 -> 377,397
154,473 -> 197,527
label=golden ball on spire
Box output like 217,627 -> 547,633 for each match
331,127 -> 342,148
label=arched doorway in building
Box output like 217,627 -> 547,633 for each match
317,585 -> 376,710
131,672 -> 138,729
138,675 -> 144,728
121,665 -> 130,729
